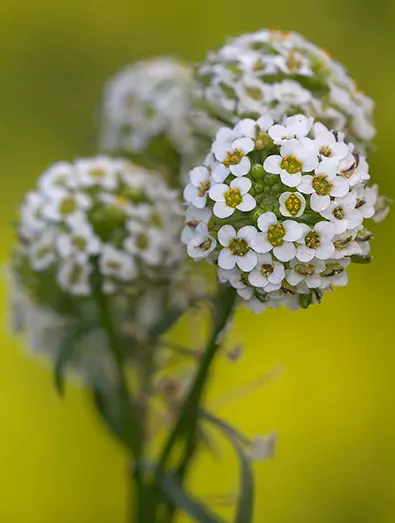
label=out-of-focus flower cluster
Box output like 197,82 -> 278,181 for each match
15,157 -> 184,296
183,113 -> 386,313
195,29 -> 375,153
101,57 -> 203,183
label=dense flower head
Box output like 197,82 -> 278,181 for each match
195,29 -> 375,152
101,57 -> 202,182
183,113 -> 384,313
14,157 -> 184,298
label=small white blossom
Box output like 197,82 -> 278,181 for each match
57,217 -> 101,263
212,137 -> 254,181
331,230 -> 362,259
217,225 -> 258,271
296,222 -> 336,262
252,212 -> 303,262
287,258 -> 326,288
248,254 -> 285,291
186,223 -> 217,261
184,166 -> 212,209
57,261 -> 91,296
209,178 -> 256,218
100,245 -> 137,281
279,191 -> 306,218
181,206 -> 212,245
264,139 -> 318,187
43,189 -> 91,224
319,193 -> 362,233
28,230 -> 57,271
75,157 -> 120,190
269,115 -> 313,144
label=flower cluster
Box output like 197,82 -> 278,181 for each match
15,157 -> 184,298
183,114 -> 382,313
195,29 -> 375,152
101,57 -> 200,178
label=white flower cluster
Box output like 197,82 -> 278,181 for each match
101,57 -> 197,159
195,29 -> 375,152
16,157 -> 184,297
183,114 -> 381,313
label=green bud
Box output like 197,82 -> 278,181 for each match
272,183 -> 283,194
321,263 -> 344,277
89,205 -> 127,241
251,163 -> 266,181
350,254 -> 372,264
255,132 -> 273,150
254,182 -> 265,194
251,208 -> 265,223
264,174 -> 279,186
299,293 -> 313,309
356,229 -> 374,242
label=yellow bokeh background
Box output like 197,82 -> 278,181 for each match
1,0 -> 395,521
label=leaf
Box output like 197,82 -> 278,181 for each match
350,254 -> 372,264
148,306 -> 185,339
54,322 -> 96,396
161,472 -> 224,523
92,384 -> 142,457
202,413 -> 254,523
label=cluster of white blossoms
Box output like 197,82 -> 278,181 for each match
15,157 -> 184,298
101,57 -> 197,162
183,113 -> 384,313
195,29 -> 375,152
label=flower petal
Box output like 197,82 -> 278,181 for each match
315,221 -> 336,239
280,171 -> 302,187
251,233 -> 273,253
283,220 -> 303,241
209,184 -> 227,202
296,245 -> 315,262
330,176 -> 349,197
213,202 -> 234,219
190,166 -> 209,186
264,155 -> 282,174
310,193 -> 330,212
237,250 -> 258,272
238,225 -> 258,243
212,164 -> 229,183
315,240 -> 335,260
298,175 -> 314,194
237,193 -> 256,212
273,242 -> 296,262
230,156 -> 251,177
218,249 -> 237,270
217,224 -> 236,246
231,177 -> 251,194
233,137 -> 255,154
257,212 -> 277,232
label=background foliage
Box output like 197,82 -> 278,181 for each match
0,0 -> 394,521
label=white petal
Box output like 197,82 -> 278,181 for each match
283,220 -> 303,241
212,164 -> 229,183
209,184 -> 227,202
230,156 -> 251,177
213,201 -> 234,219
251,233 -> 273,253
280,171 -> 302,187
257,212 -> 277,232
235,119 -> 257,139
330,176 -> 349,197
190,166 -> 209,186
233,137 -> 254,154
296,245 -> 315,262
263,155 -> 282,174
298,175 -> 314,194
183,183 -> 198,203
315,157 -> 339,180
315,221 -> 336,239
231,177 -> 251,194
213,143 -> 231,162
237,250 -> 258,272
248,270 -> 267,288
300,150 -> 319,172
237,193 -> 256,212
218,249 -> 237,270
257,113 -> 274,131
238,225 -> 258,243
315,240 -> 335,260
273,243 -> 296,262
218,225 -> 236,247
310,193 -> 331,212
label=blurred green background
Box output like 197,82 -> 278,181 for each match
1,0 -> 394,521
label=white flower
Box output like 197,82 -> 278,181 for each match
279,191 -> 306,218
252,212 -> 303,262
43,189 -> 91,224
124,221 -> 164,266
38,162 -> 76,196
183,166 -> 212,209
75,157 -> 120,190
28,230 -> 57,271
100,245 -> 137,281
319,259 -> 350,287
186,223 -> 217,261
269,114 -> 313,144
264,139 -> 318,187
57,261 -> 91,296
181,206 -> 212,244
217,225 -> 258,271
248,254 -> 285,291
273,80 -> 312,105
353,184 -> 377,219
319,193 -> 362,233
298,158 -> 349,212
209,178 -> 256,218
286,258 -> 326,288
57,217 -> 101,263
331,230 -> 362,259
212,137 -> 254,182
19,192 -> 46,239
296,222 -> 336,262
340,154 -> 370,187
235,114 -> 274,140
181,206 -> 212,245
307,124 -> 349,161
234,76 -> 274,113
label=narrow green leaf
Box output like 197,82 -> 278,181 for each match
203,413 -> 254,523
54,322 -> 95,396
161,472 -> 224,523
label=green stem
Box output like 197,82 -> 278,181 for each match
152,286 -> 237,521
